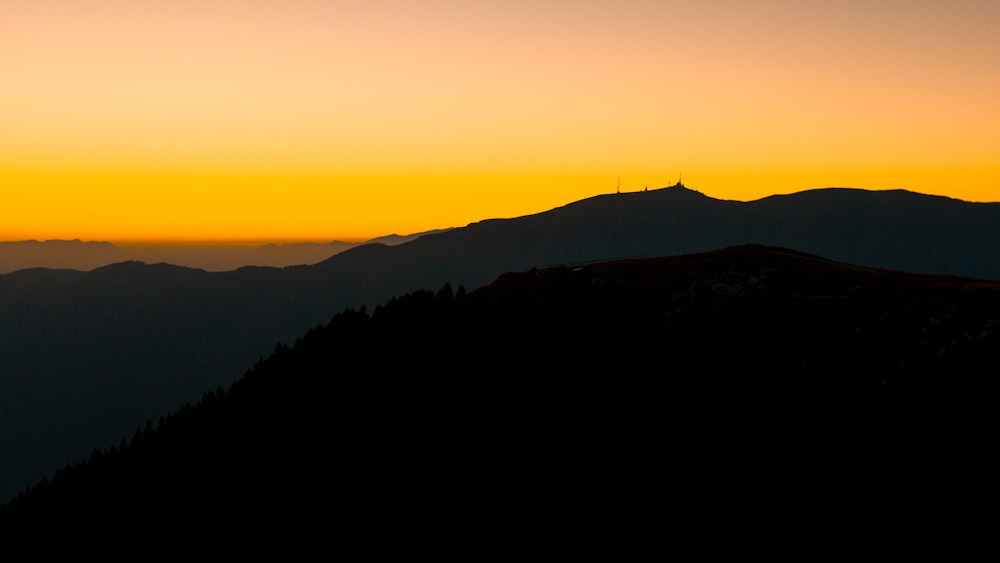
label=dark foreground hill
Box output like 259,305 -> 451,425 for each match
2,245 -> 996,545
2,184 -> 999,504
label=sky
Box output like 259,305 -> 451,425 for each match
3,0 -> 998,243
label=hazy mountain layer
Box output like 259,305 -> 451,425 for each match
0,230 -> 449,274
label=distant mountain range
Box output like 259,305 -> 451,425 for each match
0,229 -> 452,274
2,244 -> 996,542
1,184 -> 999,503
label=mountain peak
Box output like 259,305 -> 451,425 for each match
612,178 -> 705,197
662,180 -> 706,197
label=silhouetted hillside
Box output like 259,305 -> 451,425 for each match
2,245 -> 996,544
2,185 -> 998,503
359,185 -> 1000,292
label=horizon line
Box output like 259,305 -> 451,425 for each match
3,185 -> 994,245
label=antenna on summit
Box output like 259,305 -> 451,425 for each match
617,175 -> 620,194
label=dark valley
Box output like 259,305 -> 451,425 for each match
1,244 -> 996,543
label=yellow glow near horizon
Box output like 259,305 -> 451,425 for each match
3,1 -> 998,243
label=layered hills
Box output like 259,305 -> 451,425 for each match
0,230 -> 450,274
2,244 -> 996,543
1,184 -> 998,503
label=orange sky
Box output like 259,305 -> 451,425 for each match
3,0 -> 998,242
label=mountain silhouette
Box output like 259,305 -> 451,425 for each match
345,185 -> 999,290
1,244 -> 995,545
1,185 -> 998,503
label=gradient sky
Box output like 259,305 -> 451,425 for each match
3,0 -> 998,242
